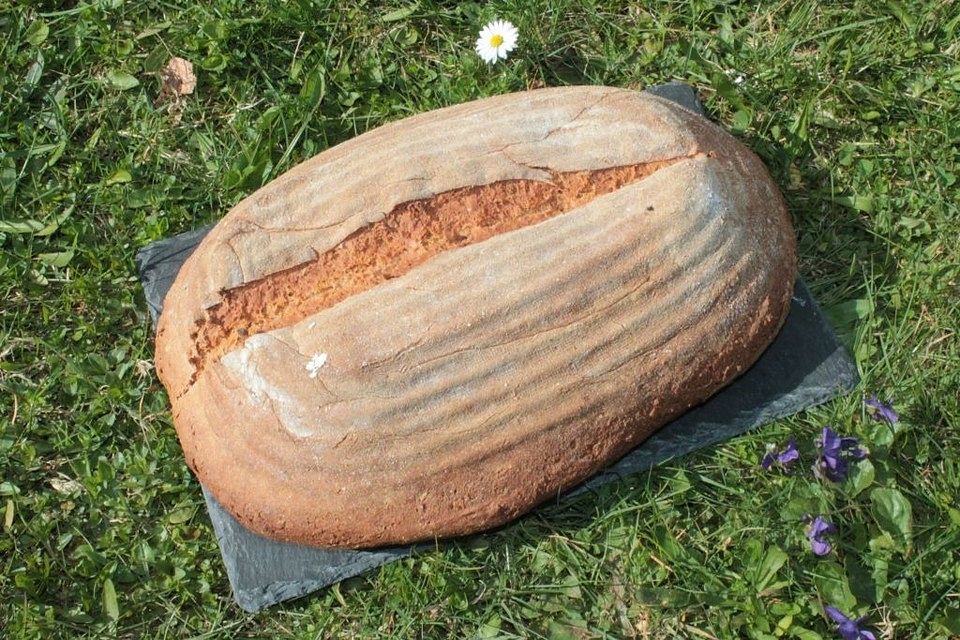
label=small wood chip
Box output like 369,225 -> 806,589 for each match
158,56 -> 196,103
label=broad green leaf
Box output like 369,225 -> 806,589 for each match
776,615 -> 793,634
3,499 -> 13,531
870,488 -> 912,550
106,70 -> 139,90
771,602 -> 801,617
143,45 -> 167,72
824,298 -> 872,331
135,21 -> 171,40
948,508 -> 960,528
167,505 -> 196,524
789,89 -> 814,135
105,169 -> 132,185
651,524 -> 684,562
845,459 -> 875,498
42,139 -> 67,170
103,578 -> 119,620
57,533 -> 74,551
0,158 -> 16,194
0,219 -> 45,234
898,216 -> 932,235
36,250 -> 74,268
814,111 -> 843,129
35,209 -> 73,237
870,552 -> 890,602
832,194 -> 874,213
559,574 -> 581,599
813,562 -> 856,612
25,52 -> 44,87
752,545 -> 789,593
741,537 -> 762,573
846,554 -> 880,604
382,6 -> 417,22
666,467 -> 692,497
31,269 -> 49,286
936,607 -> 960,635
868,419 -> 903,448
884,0 -> 916,29
299,69 -> 326,104
476,614 -> 501,639
546,621 -> 578,640
200,53 -> 227,72
732,109 -> 752,131
709,70 -> 748,111
25,20 -> 49,46
782,495 -> 823,521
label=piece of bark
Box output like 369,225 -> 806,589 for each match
157,56 -> 195,103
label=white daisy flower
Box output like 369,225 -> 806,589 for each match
305,352 -> 328,378
475,19 -> 518,64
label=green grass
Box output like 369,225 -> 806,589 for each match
1,0 -> 959,637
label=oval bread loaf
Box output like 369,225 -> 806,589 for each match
155,86 -> 796,548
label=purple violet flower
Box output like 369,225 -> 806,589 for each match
825,606 -> 876,640
804,515 -> 837,556
814,426 -> 867,482
865,394 -> 899,425
761,437 -> 799,471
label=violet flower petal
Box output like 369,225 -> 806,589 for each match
778,437 -> 800,465
825,606 -> 875,640
809,516 -> 837,537
865,394 -> 899,424
811,538 -> 832,556
820,426 -> 841,453
762,437 -> 799,471
761,452 -> 775,470
807,516 -> 836,556
816,426 -> 863,482
832,460 -> 849,481
838,620 -> 861,640
825,606 -> 850,624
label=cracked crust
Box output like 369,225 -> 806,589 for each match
185,157 -> 695,384
155,86 -> 796,548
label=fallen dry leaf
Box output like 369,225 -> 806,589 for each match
49,474 -> 83,495
158,56 -> 196,103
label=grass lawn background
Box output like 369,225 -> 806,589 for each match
1,0 -> 958,637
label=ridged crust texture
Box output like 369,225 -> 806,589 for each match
155,86 -> 797,548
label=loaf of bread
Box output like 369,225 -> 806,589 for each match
155,86 -> 796,548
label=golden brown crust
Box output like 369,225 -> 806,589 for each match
155,86 -> 796,548
185,158 -> 694,383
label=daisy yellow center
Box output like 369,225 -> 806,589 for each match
489,34 -> 504,47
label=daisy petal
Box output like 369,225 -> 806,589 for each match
475,18 -> 518,64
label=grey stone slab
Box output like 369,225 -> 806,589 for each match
201,487 -> 411,611
135,84 -> 859,612
643,81 -> 707,117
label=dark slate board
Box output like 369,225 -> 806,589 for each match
135,83 -> 859,612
